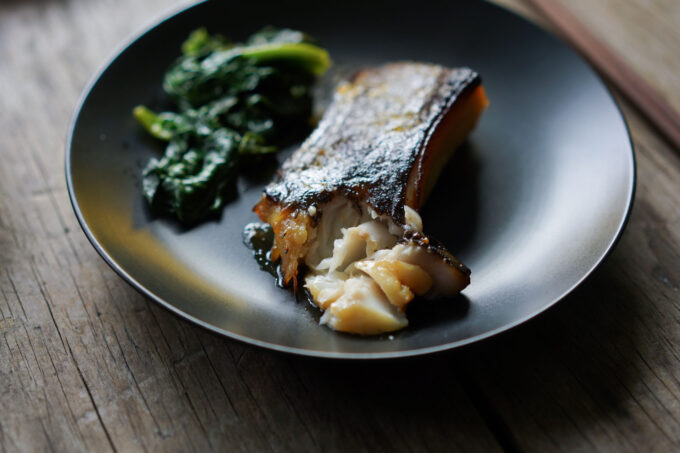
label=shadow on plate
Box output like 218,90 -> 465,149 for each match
420,141 -> 480,255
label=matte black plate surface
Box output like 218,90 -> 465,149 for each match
66,0 -> 635,358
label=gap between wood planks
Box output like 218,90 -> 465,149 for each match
457,368 -> 523,453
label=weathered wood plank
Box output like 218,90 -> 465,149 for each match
0,0 -> 678,452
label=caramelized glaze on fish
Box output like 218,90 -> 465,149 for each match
254,62 -> 488,334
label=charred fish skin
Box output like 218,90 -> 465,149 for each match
255,62 -> 487,287
253,62 -> 488,334
263,63 -> 483,224
401,229 -> 471,277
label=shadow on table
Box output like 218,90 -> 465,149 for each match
281,240 -> 650,449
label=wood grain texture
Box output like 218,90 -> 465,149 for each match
0,0 -> 678,452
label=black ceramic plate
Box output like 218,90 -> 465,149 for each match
66,0 -> 635,358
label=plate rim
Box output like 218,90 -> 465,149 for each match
65,0 -> 636,359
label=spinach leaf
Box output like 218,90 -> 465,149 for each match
134,27 -> 330,224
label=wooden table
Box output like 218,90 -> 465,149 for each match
1,0 -> 678,451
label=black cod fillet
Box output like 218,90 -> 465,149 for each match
254,62 -> 488,334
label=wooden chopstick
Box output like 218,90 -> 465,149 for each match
525,0 -> 680,151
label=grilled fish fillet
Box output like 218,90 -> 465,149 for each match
254,62 -> 488,334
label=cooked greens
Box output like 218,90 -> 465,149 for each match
134,27 -> 330,224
